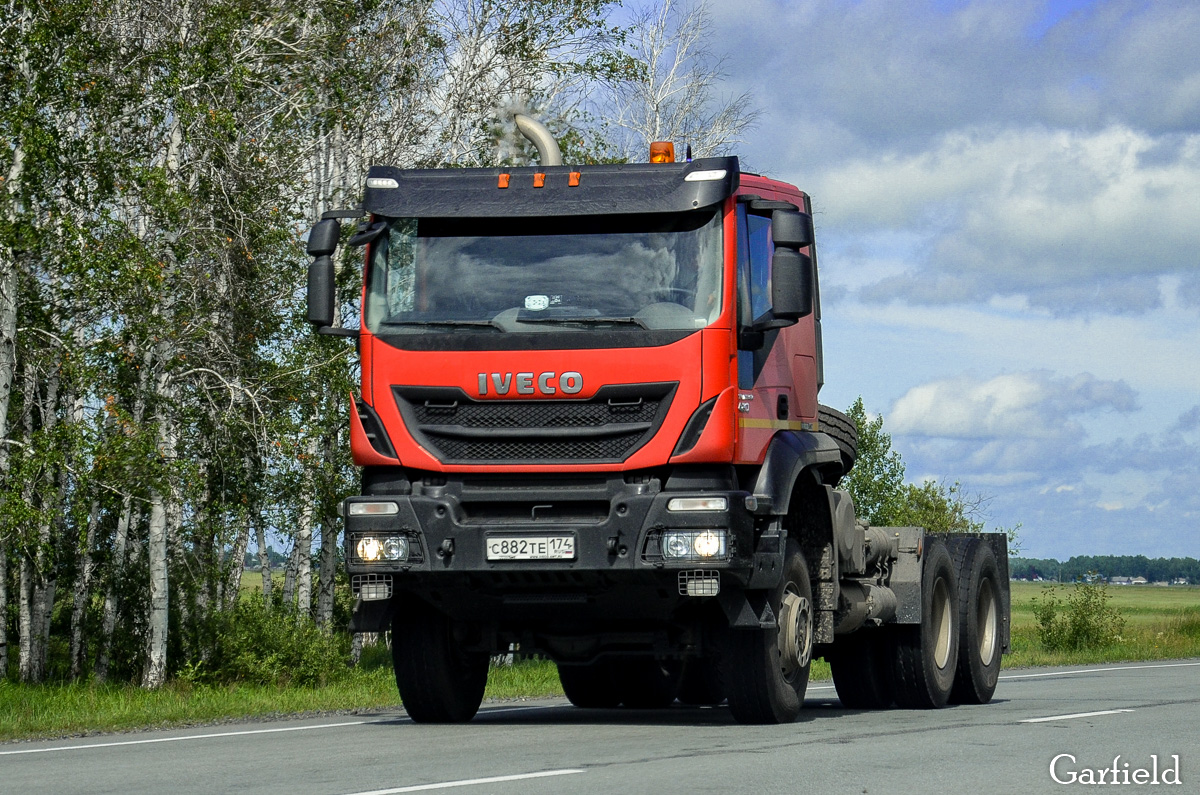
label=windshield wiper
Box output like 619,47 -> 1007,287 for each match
516,315 -> 650,329
381,319 -> 504,331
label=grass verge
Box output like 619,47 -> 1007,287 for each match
4,586 -> 1196,742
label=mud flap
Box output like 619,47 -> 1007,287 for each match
349,596 -> 392,632
718,589 -> 778,629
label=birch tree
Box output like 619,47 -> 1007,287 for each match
604,0 -> 757,161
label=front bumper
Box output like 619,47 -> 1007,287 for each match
343,474 -> 757,582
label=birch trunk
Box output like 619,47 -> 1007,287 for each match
69,499 -> 100,679
143,485 -> 169,688
95,496 -> 135,682
143,359 -> 176,689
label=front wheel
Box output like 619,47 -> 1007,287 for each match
392,601 -> 489,723
723,541 -> 814,724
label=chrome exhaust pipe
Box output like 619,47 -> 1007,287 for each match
513,114 -> 563,166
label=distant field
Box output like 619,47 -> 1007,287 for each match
1005,581 -> 1200,667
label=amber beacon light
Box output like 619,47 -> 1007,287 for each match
649,141 -> 675,163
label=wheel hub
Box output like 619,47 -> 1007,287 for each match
778,590 -> 813,676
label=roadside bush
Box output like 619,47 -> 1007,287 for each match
179,593 -> 352,687
1032,580 -> 1126,651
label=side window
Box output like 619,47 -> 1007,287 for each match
736,205 -> 773,326
737,205 -> 776,388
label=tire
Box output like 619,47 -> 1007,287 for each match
829,629 -> 894,709
391,602 -> 489,723
678,655 -> 725,706
613,657 -> 682,708
558,660 -> 622,708
818,405 -> 857,480
723,541 -> 814,724
949,540 -> 1003,705
891,538 -> 959,709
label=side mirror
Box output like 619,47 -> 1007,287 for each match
306,219 -> 340,328
771,249 -> 813,321
772,210 -> 813,249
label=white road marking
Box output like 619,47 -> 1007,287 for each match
1021,708 -> 1134,723
341,769 -> 585,794
0,720 -> 369,756
1000,661 -> 1200,681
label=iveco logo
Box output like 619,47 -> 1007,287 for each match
477,371 -> 583,396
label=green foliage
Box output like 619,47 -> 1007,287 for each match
1032,580 -> 1127,652
841,397 -> 906,526
178,593 -> 351,687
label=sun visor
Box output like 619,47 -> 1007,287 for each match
362,157 -> 740,218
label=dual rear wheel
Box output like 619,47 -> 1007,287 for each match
829,536 -> 1002,710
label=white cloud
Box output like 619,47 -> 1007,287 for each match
888,371 -> 1136,439
814,126 -> 1200,310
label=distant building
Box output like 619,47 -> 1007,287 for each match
1172,577 -> 1190,586
1110,576 -> 1132,585
1131,576 -> 1148,585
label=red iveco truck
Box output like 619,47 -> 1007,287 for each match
305,116 -> 1009,724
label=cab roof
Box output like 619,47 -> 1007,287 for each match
362,157 -> 740,218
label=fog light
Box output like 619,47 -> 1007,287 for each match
667,497 -> 727,512
357,536 -> 382,562
382,536 -> 409,561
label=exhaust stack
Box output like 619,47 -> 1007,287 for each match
513,114 -> 563,166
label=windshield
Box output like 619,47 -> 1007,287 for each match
365,211 -> 723,337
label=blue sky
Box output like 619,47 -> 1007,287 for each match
703,0 -> 1200,558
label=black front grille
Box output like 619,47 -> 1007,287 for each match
394,383 -> 676,464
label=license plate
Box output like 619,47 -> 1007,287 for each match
486,535 -> 575,561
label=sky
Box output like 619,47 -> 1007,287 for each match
703,0 -> 1200,559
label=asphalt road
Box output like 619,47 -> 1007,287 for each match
4,660 -> 1198,795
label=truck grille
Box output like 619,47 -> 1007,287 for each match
393,382 -> 676,464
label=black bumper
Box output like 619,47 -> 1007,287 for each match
344,474 -> 757,579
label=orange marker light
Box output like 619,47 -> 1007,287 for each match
649,141 -> 675,163
533,173 -> 546,188
568,172 -> 581,187
497,173 -> 510,188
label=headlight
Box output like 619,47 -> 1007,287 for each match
383,536 -> 408,561
357,536 -> 382,561
661,530 -> 727,560
667,497 -> 728,512
357,535 -> 410,563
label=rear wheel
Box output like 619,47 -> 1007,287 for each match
829,629 -> 894,709
392,602 -> 489,723
558,660 -> 621,708
950,540 -> 1003,704
724,542 -> 814,724
891,538 -> 959,709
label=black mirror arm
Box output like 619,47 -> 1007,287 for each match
316,326 -> 359,338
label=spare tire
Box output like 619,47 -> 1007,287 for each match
818,404 -> 858,479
